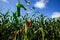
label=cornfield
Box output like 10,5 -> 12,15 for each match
0,0 -> 60,40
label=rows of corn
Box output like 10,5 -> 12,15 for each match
0,0 -> 60,40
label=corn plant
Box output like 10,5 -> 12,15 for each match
0,0 -> 60,40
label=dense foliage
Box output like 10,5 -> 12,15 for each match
0,0 -> 60,40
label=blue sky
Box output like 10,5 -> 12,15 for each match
0,0 -> 60,18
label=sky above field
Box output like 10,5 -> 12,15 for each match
0,0 -> 60,18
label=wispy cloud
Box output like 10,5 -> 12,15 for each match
51,12 -> 60,18
34,0 -> 48,9
1,0 -> 8,3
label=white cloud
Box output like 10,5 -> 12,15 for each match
1,0 -> 8,3
34,0 -> 48,9
51,12 -> 60,18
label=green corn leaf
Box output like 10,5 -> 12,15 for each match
5,10 -> 9,17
